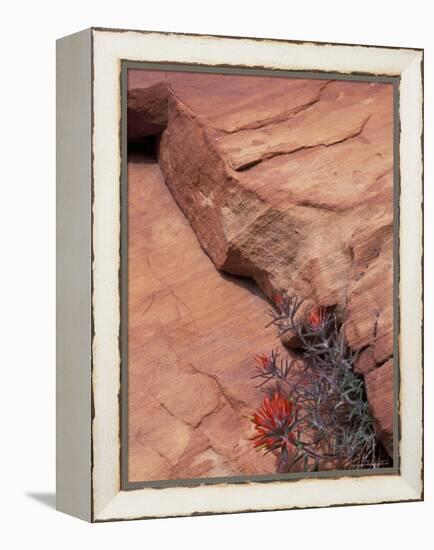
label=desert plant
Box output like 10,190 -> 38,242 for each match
250,293 -> 390,472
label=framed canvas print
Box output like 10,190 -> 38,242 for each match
56,28 -> 424,522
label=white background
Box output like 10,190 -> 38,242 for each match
1,0 -> 432,548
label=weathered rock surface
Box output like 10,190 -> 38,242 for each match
128,156 -> 284,482
128,71 -> 395,459
128,82 -> 169,140
365,360 -> 394,456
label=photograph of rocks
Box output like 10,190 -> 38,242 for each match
125,68 -> 395,484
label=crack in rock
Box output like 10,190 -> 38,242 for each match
127,74 -> 395,470
187,361 -> 248,413
216,80 -> 334,134
234,115 -> 371,171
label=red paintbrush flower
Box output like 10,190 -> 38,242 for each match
273,292 -> 292,317
308,306 -> 326,329
250,390 -> 295,454
274,293 -> 284,308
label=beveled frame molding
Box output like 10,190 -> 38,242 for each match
56,27 -> 423,522
120,61 -> 402,492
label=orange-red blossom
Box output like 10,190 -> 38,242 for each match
251,391 -> 296,453
308,306 -> 326,328
274,293 -> 284,308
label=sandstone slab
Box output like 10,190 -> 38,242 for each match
365,360 -> 394,456
128,71 -> 395,459
127,156 -> 279,481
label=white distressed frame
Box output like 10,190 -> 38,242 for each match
88,29 -> 423,522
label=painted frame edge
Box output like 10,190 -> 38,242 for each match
91,25 -> 424,54
55,27 -> 423,523
56,28 -> 93,522
91,29 -> 424,522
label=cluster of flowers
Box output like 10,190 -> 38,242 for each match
249,293 -> 385,473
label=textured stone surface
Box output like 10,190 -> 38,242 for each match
128,71 -> 328,135
128,156 -> 283,482
128,82 -> 169,140
365,360 -> 394,456
128,71 -> 395,463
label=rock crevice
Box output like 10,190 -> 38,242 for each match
128,71 -> 395,473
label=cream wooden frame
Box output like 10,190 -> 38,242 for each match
56,27 -> 423,522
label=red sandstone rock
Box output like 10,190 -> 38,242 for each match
365,360 -> 394,456
155,80 -> 393,309
128,71 -> 395,460
128,71 -> 327,134
354,347 -> 376,376
128,157 -> 279,481
128,82 -> 169,140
